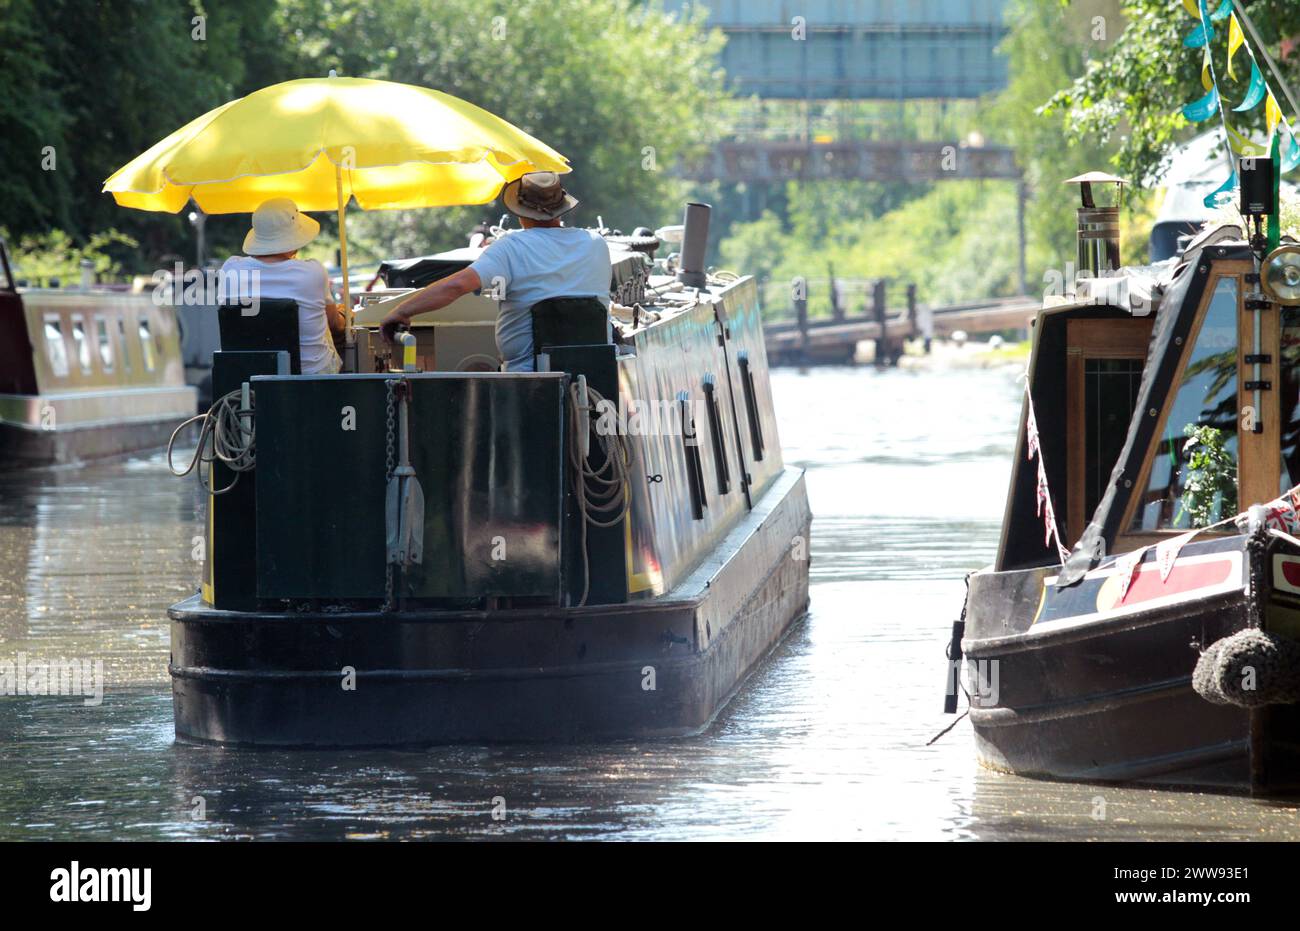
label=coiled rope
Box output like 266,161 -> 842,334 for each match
567,381 -> 631,606
166,388 -> 257,495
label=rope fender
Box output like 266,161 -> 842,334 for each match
1193,627 -> 1300,707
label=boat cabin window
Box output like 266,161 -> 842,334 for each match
1131,276 -> 1239,530
43,316 -> 70,378
138,318 -> 156,371
117,318 -> 132,372
94,315 -> 114,371
1085,359 -> 1144,505
70,315 -> 93,374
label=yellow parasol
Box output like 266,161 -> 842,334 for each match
103,75 -> 569,315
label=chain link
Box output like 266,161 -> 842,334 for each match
383,379 -> 397,613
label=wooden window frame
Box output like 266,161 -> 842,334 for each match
1115,263 -> 1276,549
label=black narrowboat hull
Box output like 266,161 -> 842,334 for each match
0,415 -> 187,470
963,533 -> 1300,795
168,467 -> 811,746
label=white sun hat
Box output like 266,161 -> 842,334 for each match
242,197 -> 321,256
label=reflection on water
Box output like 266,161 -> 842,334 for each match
3,366 -> 1299,840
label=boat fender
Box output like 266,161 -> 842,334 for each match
943,619 -> 965,714
943,575 -> 971,714
1193,627 -> 1300,707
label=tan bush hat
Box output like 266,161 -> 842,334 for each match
243,198 -> 321,255
501,171 -> 578,221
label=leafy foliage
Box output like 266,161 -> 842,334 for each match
1,228 -> 138,284
1178,423 -> 1237,528
1046,0 -> 1300,185
1,0 -> 725,272
210,0 -> 727,265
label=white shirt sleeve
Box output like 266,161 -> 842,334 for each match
469,239 -> 512,301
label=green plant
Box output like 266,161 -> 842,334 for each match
1178,423 -> 1237,527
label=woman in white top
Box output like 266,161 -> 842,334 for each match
220,198 -> 345,374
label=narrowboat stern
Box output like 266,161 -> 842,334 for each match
168,205 -> 812,746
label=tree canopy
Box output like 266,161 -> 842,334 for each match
0,0 -> 725,271
1047,0 -> 1300,185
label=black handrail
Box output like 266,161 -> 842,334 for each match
738,351 -> 765,462
703,374 -> 730,495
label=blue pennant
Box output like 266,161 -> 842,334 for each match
1204,171 -> 1237,209
1185,1 -> 1215,48
1284,133 -> 1300,173
1234,61 -> 1267,112
1183,86 -> 1220,122
1210,0 -> 1232,23
1184,22 -> 1213,48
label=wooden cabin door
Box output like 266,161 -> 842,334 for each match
1065,316 -> 1155,545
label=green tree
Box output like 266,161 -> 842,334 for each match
1047,0 -> 1300,185
984,0 -> 1123,270
0,0 -> 294,266
265,0 -> 727,264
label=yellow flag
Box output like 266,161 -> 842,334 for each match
1183,0 -> 1199,16
1228,14 -> 1245,80
1228,125 -> 1265,156
1268,92 -> 1283,135
1202,47 -> 1214,91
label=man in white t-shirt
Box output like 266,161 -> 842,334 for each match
220,198 -> 345,374
378,172 -> 610,371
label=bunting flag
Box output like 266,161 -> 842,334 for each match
1233,61 -> 1267,112
1183,0 -> 1230,18
1183,85 -> 1220,122
1227,125 -> 1265,156
1179,1 -> 1298,186
1023,382 -> 1069,564
1227,13 -> 1245,79
1203,169 -> 1237,208
1267,92 -> 1283,135
1261,487 -> 1300,535
1285,131 -> 1300,172
1185,17 -> 1214,49
1036,467 -> 1068,561
1115,545 -> 1150,603
1157,530 -> 1200,581
1185,0 -> 1215,47
1025,397 -> 1040,461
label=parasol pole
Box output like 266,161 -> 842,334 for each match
335,161 -> 354,346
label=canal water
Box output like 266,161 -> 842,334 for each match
3,365 -> 1299,840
